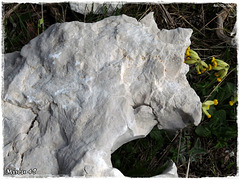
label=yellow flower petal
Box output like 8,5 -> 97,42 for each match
211,57 -> 215,63
212,61 -> 218,67
213,99 -> 218,105
207,64 -> 212,71
185,47 -> 190,57
217,78 -> 222,82
202,68 -> 206,73
229,101 -> 234,106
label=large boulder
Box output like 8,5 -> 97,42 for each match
2,12 -> 201,177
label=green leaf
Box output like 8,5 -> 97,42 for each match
149,128 -> 163,142
189,148 -> 207,157
194,138 -> 201,149
38,18 -> 44,28
179,154 -> 187,164
208,110 -> 227,129
189,138 -> 207,159
190,146 -> 207,154
224,126 -> 237,139
214,141 -> 228,148
217,82 -> 236,102
195,125 -> 212,137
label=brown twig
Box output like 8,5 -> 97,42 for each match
30,4 -> 41,18
199,10 -> 225,32
186,157 -> 191,178
158,4 -> 176,28
178,15 -> 206,37
3,3 -> 21,21
138,6 -> 152,21
216,4 -> 236,46
155,130 -> 182,165
201,4 -> 205,34
177,129 -> 182,164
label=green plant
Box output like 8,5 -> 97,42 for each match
37,3 -> 44,35
185,47 -> 237,147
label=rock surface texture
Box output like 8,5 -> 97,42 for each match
70,2 -> 124,15
3,13 -> 202,177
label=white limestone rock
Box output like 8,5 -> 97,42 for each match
70,2 -> 124,15
2,12 -> 202,177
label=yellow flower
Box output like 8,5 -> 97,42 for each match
216,69 -> 228,81
212,59 -> 229,71
185,47 -> 190,57
207,64 -> 212,71
202,68 -> 207,73
194,61 -> 208,75
189,49 -> 200,60
212,58 -> 229,81
211,57 -> 216,63
184,48 -> 211,75
229,94 -> 238,106
202,99 -> 218,118
212,61 -> 218,68
185,48 -> 201,62
229,101 -> 234,106
202,105 -> 211,118
203,100 -> 218,106
211,57 -> 218,68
